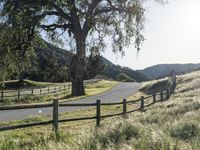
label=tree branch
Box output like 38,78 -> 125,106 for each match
94,6 -> 130,15
48,1 -> 71,21
83,0 -> 102,37
40,23 -> 72,31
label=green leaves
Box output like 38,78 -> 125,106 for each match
0,24 -> 43,81
1,0 -> 147,55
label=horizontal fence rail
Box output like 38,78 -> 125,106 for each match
0,103 -> 53,110
0,79 -> 100,102
0,75 -> 176,132
0,84 -> 71,102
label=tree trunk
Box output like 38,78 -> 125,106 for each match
2,80 -> 5,88
70,55 -> 86,96
18,72 -> 26,86
70,37 -> 86,96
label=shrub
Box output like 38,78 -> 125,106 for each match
117,73 -> 135,82
122,124 -> 141,140
140,79 -> 171,94
170,122 -> 200,140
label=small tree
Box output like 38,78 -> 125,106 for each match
1,0 -> 161,96
0,23 -> 42,86
86,49 -> 105,79
117,73 -> 134,82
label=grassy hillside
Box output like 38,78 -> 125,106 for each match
105,64 -> 148,82
139,78 -> 171,94
1,71 -> 200,149
30,43 -> 148,82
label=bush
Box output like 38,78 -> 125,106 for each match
122,124 -> 141,140
117,73 -> 135,82
140,79 -> 171,94
170,122 -> 200,140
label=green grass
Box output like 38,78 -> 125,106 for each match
1,79 -> 118,105
0,80 -> 64,90
1,71 -> 200,149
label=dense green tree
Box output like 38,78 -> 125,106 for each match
0,0 -> 164,96
29,49 -> 69,82
86,47 -> 105,79
117,73 -> 134,82
0,23 -> 43,87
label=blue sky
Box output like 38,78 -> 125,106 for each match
102,0 -> 200,70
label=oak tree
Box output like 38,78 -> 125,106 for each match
1,0 -> 152,96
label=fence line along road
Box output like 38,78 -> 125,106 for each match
0,79 -> 100,102
0,75 -> 176,132
0,84 -> 71,102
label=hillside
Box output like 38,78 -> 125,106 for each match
139,63 -> 200,79
32,43 -> 148,82
1,71 -> 200,149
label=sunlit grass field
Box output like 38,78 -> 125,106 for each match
1,71 -> 200,149
1,79 -> 118,105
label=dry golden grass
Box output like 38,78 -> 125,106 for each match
1,71 -> 200,149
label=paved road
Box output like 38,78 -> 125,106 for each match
0,82 -> 141,122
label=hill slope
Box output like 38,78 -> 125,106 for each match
33,43 -> 148,82
139,63 -> 200,79
1,71 -> 200,149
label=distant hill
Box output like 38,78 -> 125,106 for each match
31,43 -> 148,82
103,60 -> 148,82
139,63 -> 200,80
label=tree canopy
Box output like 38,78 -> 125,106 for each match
0,0 -> 164,95
0,23 -> 43,83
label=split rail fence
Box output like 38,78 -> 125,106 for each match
0,79 -> 99,102
0,85 -> 70,101
0,75 -> 176,132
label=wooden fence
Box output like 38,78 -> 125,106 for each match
0,79 -> 100,102
0,84 -> 70,102
0,75 -> 176,132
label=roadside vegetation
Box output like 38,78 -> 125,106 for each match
1,71 -> 200,149
139,77 -> 171,94
0,79 -> 118,105
0,80 -> 67,91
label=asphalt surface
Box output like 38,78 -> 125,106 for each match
0,82 -> 141,122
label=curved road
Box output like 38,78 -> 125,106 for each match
0,82 -> 141,122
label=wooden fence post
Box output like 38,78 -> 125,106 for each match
166,89 -> 170,99
32,89 -> 34,95
153,93 -> 156,103
168,88 -> 171,95
40,89 -> 42,95
141,96 -> 144,111
53,99 -> 59,132
1,91 -> 3,102
160,91 -> 163,102
96,100 -> 101,127
173,78 -> 176,93
18,91 -> 20,100
123,99 -> 127,118
48,87 -> 50,93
